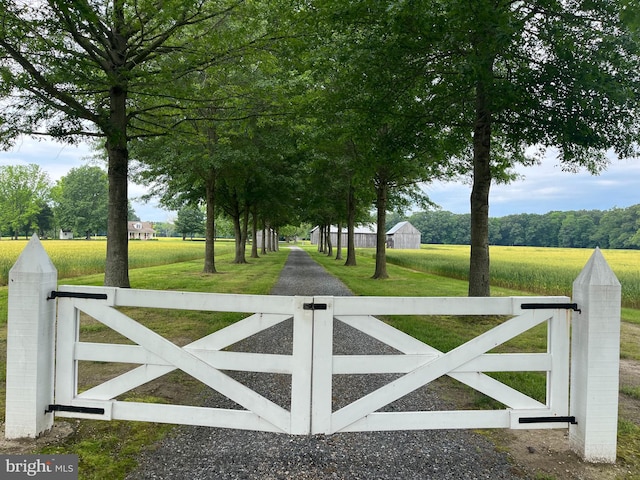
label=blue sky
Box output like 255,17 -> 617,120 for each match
1,137 -> 639,221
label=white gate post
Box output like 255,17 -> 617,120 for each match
5,234 -> 58,439
569,248 -> 621,463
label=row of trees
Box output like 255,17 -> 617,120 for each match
1,1 -> 639,295
0,164 -> 136,239
390,204 -> 640,250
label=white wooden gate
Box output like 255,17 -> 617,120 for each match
4,238 -> 622,462
48,285 -> 575,435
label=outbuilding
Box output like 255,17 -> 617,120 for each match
386,221 -> 421,249
310,224 -> 377,248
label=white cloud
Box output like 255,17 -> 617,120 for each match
0,137 -> 173,222
425,152 -> 640,217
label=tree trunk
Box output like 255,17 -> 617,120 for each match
344,183 -> 357,266
326,223 -> 333,257
372,180 -> 389,279
250,207 -> 259,259
335,222 -> 343,260
203,174 -> 217,274
104,111 -> 130,287
232,213 -> 246,263
319,224 -> 325,253
241,203 -> 250,259
261,223 -> 267,255
468,76 -> 493,297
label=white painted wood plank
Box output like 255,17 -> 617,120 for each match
186,350 -> 293,374
54,298 -> 79,407
337,315 -> 436,354
110,402 -> 286,433
311,297 -> 334,435
290,297 -> 314,434
333,296 -> 514,316
75,342 -> 164,365
547,309 -> 570,415
333,355 -> 438,374
449,372 -> 546,409
76,350 -> 293,399
330,310 -> 549,432
76,300 -> 291,433
333,296 -> 569,317
77,365 -> 173,400
75,312 -> 292,400
333,353 -> 550,375
338,410 -> 511,432
457,353 -> 552,372
59,285 -> 296,314
186,313 -> 291,351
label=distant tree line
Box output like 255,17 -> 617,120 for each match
0,164 -> 139,240
388,204 -> 640,249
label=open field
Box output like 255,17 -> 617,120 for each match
357,244 -> 640,313
0,237 -> 220,287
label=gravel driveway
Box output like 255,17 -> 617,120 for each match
127,247 -> 527,479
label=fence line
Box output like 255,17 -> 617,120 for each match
4,236 -> 622,464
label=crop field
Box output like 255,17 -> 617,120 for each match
0,237 -> 223,287
366,245 -> 640,310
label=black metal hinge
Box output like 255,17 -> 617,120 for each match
47,291 -> 108,301
303,303 -> 328,310
46,404 -> 105,415
521,303 -> 581,313
519,416 -> 577,425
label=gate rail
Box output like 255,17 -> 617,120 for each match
5,236 -> 622,464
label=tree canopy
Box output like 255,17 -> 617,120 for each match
2,0 -> 639,294
52,165 -> 108,239
0,164 -> 51,239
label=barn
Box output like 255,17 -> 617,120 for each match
309,224 -> 377,248
386,221 -> 421,249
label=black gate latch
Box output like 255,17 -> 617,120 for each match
46,404 -> 105,415
519,416 -> 577,425
47,291 -> 108,301
303,303 -> 328,310
520,303 -> 581,313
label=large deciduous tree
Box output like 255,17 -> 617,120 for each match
0,0 -> 249,286
0,164 -> 51,239
408,0 -> 640,296
300,2 -> 444,278
53,165 -> 108,239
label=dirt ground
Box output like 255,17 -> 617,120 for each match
487,358 -> 640,480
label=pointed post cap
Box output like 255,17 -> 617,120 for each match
9,233 -> 57,276
573,247 -> 620,288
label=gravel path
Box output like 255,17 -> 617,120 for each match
127,247 -> 527,479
